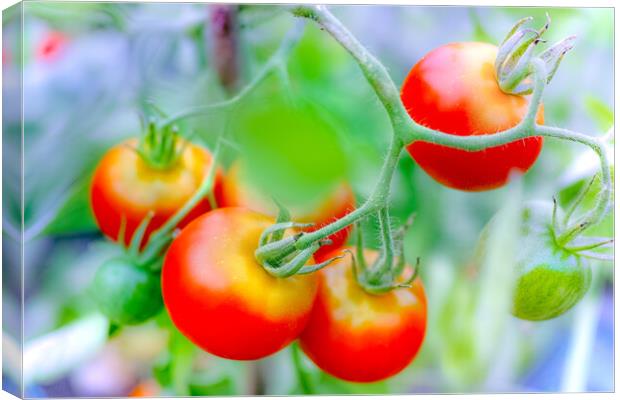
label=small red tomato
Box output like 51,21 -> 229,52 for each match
220,161 -> 355,261
162,207 -> 319,360
401,42 -> 544,191
299,248 -> 427,383
36,31 -> 68,62
90,138 -> 222,247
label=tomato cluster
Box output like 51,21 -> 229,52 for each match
85,27 -> 599,389
88,125 -> 428,382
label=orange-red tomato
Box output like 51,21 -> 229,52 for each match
162,207 -> 319,360
219,161 -> 355,261
401,42 -> 544,191
299,248 -> 427,383
90,138 -> 222,247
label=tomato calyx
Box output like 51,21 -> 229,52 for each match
132,104 -> 188,170
549,176 -> 614,261
349,213 -> 421,295
254,201 -> 345,278
496,14 -> 576,95
134,120 -> 184,170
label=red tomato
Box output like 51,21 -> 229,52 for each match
162,207 -> 319,360
299,248 -> 427,382
219,161 -> 355,261
90,138 -> 222,247
36,31 -> 68,62
401,42 -> 544,191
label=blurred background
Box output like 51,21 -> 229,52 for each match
2,3 -> 614,397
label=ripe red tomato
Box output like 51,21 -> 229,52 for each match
161,207 -> 319,360
401,42 -> 545,191
299,248 -> 427,383
90,138 -> 222,247
219,161 -> 355,261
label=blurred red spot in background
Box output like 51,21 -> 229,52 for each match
37,31 -> 68,62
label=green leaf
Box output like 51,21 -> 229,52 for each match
233,96 -> 348,208
43,174 -> 98,236
584,95 -> 613,132
469,9 -> 495,43
169,328 -> 196,396
189,377 -> 235,396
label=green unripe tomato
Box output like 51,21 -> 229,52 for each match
510,202 -> 591,321
478,201 -> 591,321
91,257 -> 163,325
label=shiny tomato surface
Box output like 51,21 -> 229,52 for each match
401,42 -> 544,191
299,248 -> 427,382
220,161 -> 355,261
162,207 -> 319,360
90,138 -> 222,247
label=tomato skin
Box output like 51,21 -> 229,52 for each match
299,248 -> 427,383
220,161 -> 355,261
161,207 -> 319,360
90,138 -> 223,247
401,42 -> 544,191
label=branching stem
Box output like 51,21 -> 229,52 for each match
289,5 -> 612,253
159,20 -> 305,129
141,21 -> 306,257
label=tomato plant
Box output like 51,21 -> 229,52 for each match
299,248 -> 427,383
401,42 -> 545,191
161,207 -> 319,360
17,5 -> 613,396
220,160 -> 355,261
90,136 -> 222,248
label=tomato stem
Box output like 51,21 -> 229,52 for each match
291,342 -> 315,394
368,208 -> 395,284
281,5 -> 612,285
146,135 -> 223,254
209,4 -> 241,92
137,22 -> 306,263
294,135 -> 403,251
158,20 -> 305,129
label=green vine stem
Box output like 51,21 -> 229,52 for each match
159,19 -> 305,129
288,5 -> 612,253
138,21 -> 306,261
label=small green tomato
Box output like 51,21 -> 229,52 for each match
511,202 -> 591,321
481,201 -> 592,321
91,257 -> 163,325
